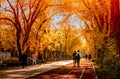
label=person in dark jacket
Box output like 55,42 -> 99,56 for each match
72,51 -> 77,66
38,52 -> 42,65
88,54 -> 91,61
20,53 -> 27,69
76,50 -> 80,67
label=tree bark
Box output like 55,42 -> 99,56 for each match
111,0 -> 120,55
16,30 -> 22,57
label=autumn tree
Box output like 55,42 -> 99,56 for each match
0,0 -> 51,57
0,26 -> 16,51
57,0 -> 111,57
79,0 -> 120,78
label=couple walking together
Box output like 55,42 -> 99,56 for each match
73,50 -> 81,67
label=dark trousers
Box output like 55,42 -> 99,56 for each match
22,61 -> 27,68
77,59 -> 80,67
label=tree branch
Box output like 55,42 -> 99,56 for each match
0,18 -> 18,29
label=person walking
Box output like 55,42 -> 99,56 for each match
76,50 -> 80,67
72,51 -> 77,67
88,54 -> 91,61
32,53 -> 37,65
20,53 -> 27,69
38,52 -> 42,65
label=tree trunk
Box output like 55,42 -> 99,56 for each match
16,30 -> 22,58
110,0 -> 120,55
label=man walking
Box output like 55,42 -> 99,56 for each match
76,50 -> 80,67
20,52 -> 27,69
72,51 -> 77,66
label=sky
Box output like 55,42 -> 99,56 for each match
50,13 -> 84,29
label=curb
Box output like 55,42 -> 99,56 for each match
92,64 -> 99,79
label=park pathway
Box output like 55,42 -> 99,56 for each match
0,59 -> 97,79
26,59 -> 97,79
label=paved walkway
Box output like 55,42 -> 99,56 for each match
0,60 -> 73,79
0,59 -> 97,79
